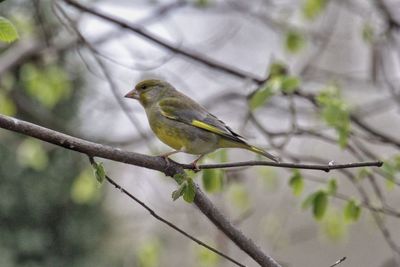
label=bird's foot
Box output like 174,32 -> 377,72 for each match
190,161 -> 201,172
159,150 -> 181,170
190,154 -> 205,173
161,155 -> 171,168
159,150 -> 180,169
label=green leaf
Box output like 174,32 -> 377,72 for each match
249,76 -> 283,110
172,172 -> 196,202
21,64 -> 72,108
91,162 -> 106,184
227,183 -> 250,211
313,191 -> 328,220
362,23 -> 374,43
268,76 -> 284,91
0,92 -> 17,116
302,191 -> 318,210
250,62 -> 298,109
386,178 -> 396,190
17,138 -> 48,171
320,208 -> 347,241
136,239 -> 161,267
173,173 -> 186,184
269,62 -> 287,76
0,17 -> 19,43
1,72 -> 15,91
217,149 -> 228,163
249,82 -> 276,110
71,168 -> 100,204
393,155 -> 400,170
337,127 -> 348,148
285,30 -> 305,53
357,168 -> 371,180
316,86 -> 350,148
326,179 -> 337,195
206,149 -> 228,163
183,178 -> 196,203
258,167 -> 280,192
196,243 -> 219,267
196,0 -> 210,7
289,170 -> 304,196
302,0 -> 326,20
343,199 -> 361,222
281,76 -> 300,93
202,169 -> 223,193
172,182 -> 186,201
382,162 -> 396,190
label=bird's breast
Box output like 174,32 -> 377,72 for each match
147,110 -> 218,154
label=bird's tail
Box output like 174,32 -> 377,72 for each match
246,144 -> 280,162
219,138 -> 279,162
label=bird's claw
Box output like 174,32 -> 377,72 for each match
190,155 -> 204,172
191,162 -> 201,172
161,155 -> 171,168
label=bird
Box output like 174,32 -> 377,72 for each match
125,79 -> 279,169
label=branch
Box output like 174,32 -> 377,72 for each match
62,0 -> 264,83
0,114 -> 382,174
53,3 -> 153,145
0,39 -> 44,75
62,0 -> 400,155
0,114 -> 281,267
350,114 -> 400,149
62,0 -> 400,154
0,113 -> 386,265
88,156 -> 245,267
329,257 -> 346,267
192,160 -> 383,172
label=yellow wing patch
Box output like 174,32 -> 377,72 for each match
250,146 -> 264,154
191,120 -> 227,136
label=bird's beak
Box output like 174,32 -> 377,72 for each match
124,89 -> 139,100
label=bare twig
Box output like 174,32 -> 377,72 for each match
54,2 -> 153,145
329,257 -> 346,267
0,113 -> 281,267
191,160 -> 383,172
62,0 -> 264,83
0,113 -> 388,264
0,114 -> 382,173
87,157 -> 245,267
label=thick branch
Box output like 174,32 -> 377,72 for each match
0,114 -> 280,267
88,157 -> 245,267
0,114 -> 385,265
0,114 -> 382,173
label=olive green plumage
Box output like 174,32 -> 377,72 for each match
125,79 -> 278,162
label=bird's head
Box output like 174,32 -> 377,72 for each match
125,79 -> 171,107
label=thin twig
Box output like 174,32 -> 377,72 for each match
191,160 -> 383,172
54,2 -> 153,145
0,113 -> 281,267
87,156 -> 246,267
329,257 -> 346,267
62,0 -> 264,83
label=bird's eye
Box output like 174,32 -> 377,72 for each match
141,85 -> 147,90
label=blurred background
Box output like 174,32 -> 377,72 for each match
1,0 -> 400,266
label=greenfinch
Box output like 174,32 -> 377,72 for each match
125,79 -> 279,167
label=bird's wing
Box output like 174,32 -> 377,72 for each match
158,97 -> 246,144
